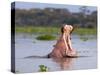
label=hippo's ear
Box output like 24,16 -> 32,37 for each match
70,26 -> 74,34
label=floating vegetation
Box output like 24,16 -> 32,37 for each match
36,34 -> 56,40
39,65 -> 49,72
33,40 -> 36,43
80,36 -> 89,41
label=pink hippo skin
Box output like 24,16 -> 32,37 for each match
48,25 -> 77,58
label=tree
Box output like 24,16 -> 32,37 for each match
79,6 -> 90,27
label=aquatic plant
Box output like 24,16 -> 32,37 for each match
36,34 -> 56,40
80,36 -> 89,41
33,40 -> 36,43
39,65 -> 49,72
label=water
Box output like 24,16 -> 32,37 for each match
15,33 -> 97,73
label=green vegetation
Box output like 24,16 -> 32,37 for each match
74,28 -> 97,35
15,26 -> 97,35
33,40 -> 36,43
36,34 -> 56,40
80,36 -> 89,41
14,7 -> 97,28
39,65 -> 49,72
16,26 -> 59,34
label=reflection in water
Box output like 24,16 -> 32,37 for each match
52,58 -> 75,70
24,55 -> 76,70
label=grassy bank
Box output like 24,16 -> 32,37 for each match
15,26 -> 97,35
16,26 -> 59,34
74,28 -> 97,35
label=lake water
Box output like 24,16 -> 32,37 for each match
15,33 -> 97,73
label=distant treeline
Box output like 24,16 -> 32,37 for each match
12,6 -> 97,28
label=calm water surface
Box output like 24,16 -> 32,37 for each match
15,33 -> 97,73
